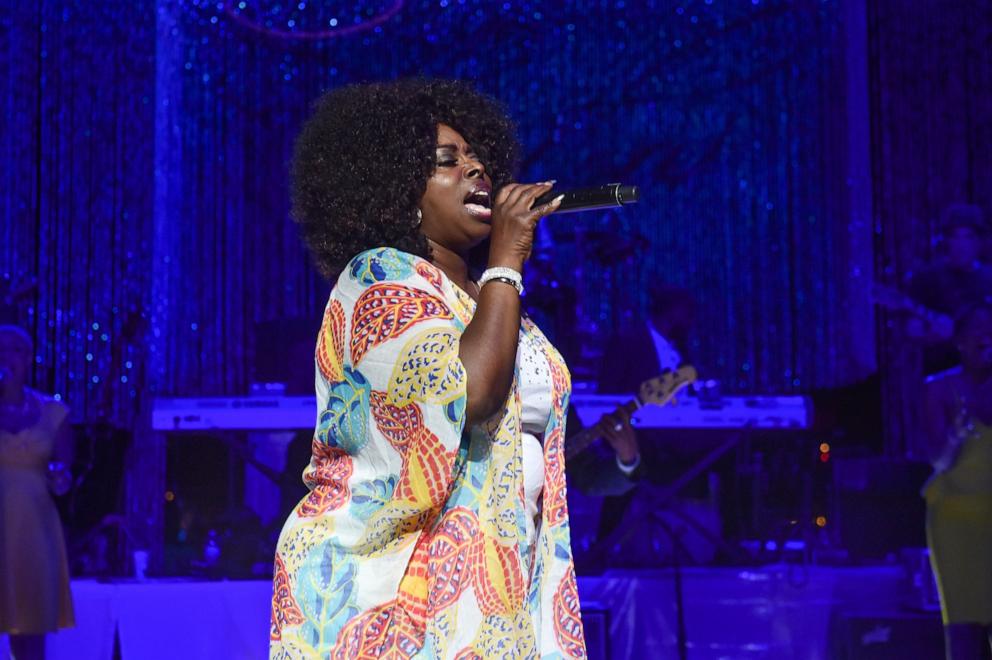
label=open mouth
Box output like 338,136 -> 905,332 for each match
464,188 -> 492,218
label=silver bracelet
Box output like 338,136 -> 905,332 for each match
478,267 -> 524,295
616,452 -> 641,476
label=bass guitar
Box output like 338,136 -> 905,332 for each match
564,365 -> 698,461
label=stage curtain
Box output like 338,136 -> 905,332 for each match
0,1 -> 155,427
868,0 -> 992,455
1,1 -> 875,429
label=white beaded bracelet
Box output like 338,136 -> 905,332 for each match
478,267 -> 524,295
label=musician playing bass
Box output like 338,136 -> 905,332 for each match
907,204 -> 992,375
591,285 -> 706,561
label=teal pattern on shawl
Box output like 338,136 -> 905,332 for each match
293,540 -> 361,650
317,366 -> 370,453
348,247 -> 415,285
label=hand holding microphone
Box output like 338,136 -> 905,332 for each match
488,181 -> 562,269
531,183 -> 639,215
485,181 -> 639,271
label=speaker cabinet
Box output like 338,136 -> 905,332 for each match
831,610 -> 943,660
580,601 -> 610,660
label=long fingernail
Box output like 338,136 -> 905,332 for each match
553,194 -> 565,204
545,179 -> 557,185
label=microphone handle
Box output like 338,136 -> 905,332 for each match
532,183 -> 639,214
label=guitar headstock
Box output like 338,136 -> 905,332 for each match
870,283 -> 913,312
638,365 -> 698,407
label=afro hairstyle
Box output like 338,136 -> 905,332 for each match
291,78 -> 520,279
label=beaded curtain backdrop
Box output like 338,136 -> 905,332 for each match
2,0 -> 876,429
868,1 -> 992,455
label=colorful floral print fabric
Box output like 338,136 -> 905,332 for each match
271,248 -> 585,659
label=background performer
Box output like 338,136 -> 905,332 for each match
0,325 -> 75,660
923,304 -> 992,659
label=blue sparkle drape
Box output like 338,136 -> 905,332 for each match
1,0 -> 155,424
869,0 -> 992,456
2,0 -> 875,427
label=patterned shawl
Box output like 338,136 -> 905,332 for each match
270,248 -> 585,659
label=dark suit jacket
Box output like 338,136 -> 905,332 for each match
592,321 -> 701,490
564,405 -> 637,497
597,323 -> 667,394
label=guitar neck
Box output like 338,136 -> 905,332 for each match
242,454 -> 284,485
563,397 -> 640,461
872,285 -> 949,323
895,297 -> 938,322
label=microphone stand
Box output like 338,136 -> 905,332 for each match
590,425 -> 759,657
651,513 -> 689,660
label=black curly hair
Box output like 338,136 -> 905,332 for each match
291,78 -> 521,279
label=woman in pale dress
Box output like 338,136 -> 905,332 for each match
0,325 -> 74,660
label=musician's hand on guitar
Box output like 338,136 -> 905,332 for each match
599,408 -> 639,465
872,283 -> 953,342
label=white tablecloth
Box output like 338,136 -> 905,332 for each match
0,566 -> 910,660
1,580 -> 270,660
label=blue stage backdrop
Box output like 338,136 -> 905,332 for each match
869,1 -> 992,456
2,0 -> 876,427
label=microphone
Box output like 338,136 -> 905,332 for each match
532,183 -> 639,214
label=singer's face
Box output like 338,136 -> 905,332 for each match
0,331 -> 31,387
419,124 -> 493,252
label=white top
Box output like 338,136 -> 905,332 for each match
517,328 -> 554,545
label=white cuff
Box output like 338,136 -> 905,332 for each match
616,452 -> 641,476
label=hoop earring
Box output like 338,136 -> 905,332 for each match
415,208 -> 423,228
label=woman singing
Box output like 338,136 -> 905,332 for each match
923,304 -> 992,659
270,79 -> 585,658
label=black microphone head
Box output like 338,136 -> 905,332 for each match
617,185 -> 639,204
530,182 -> 639,212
